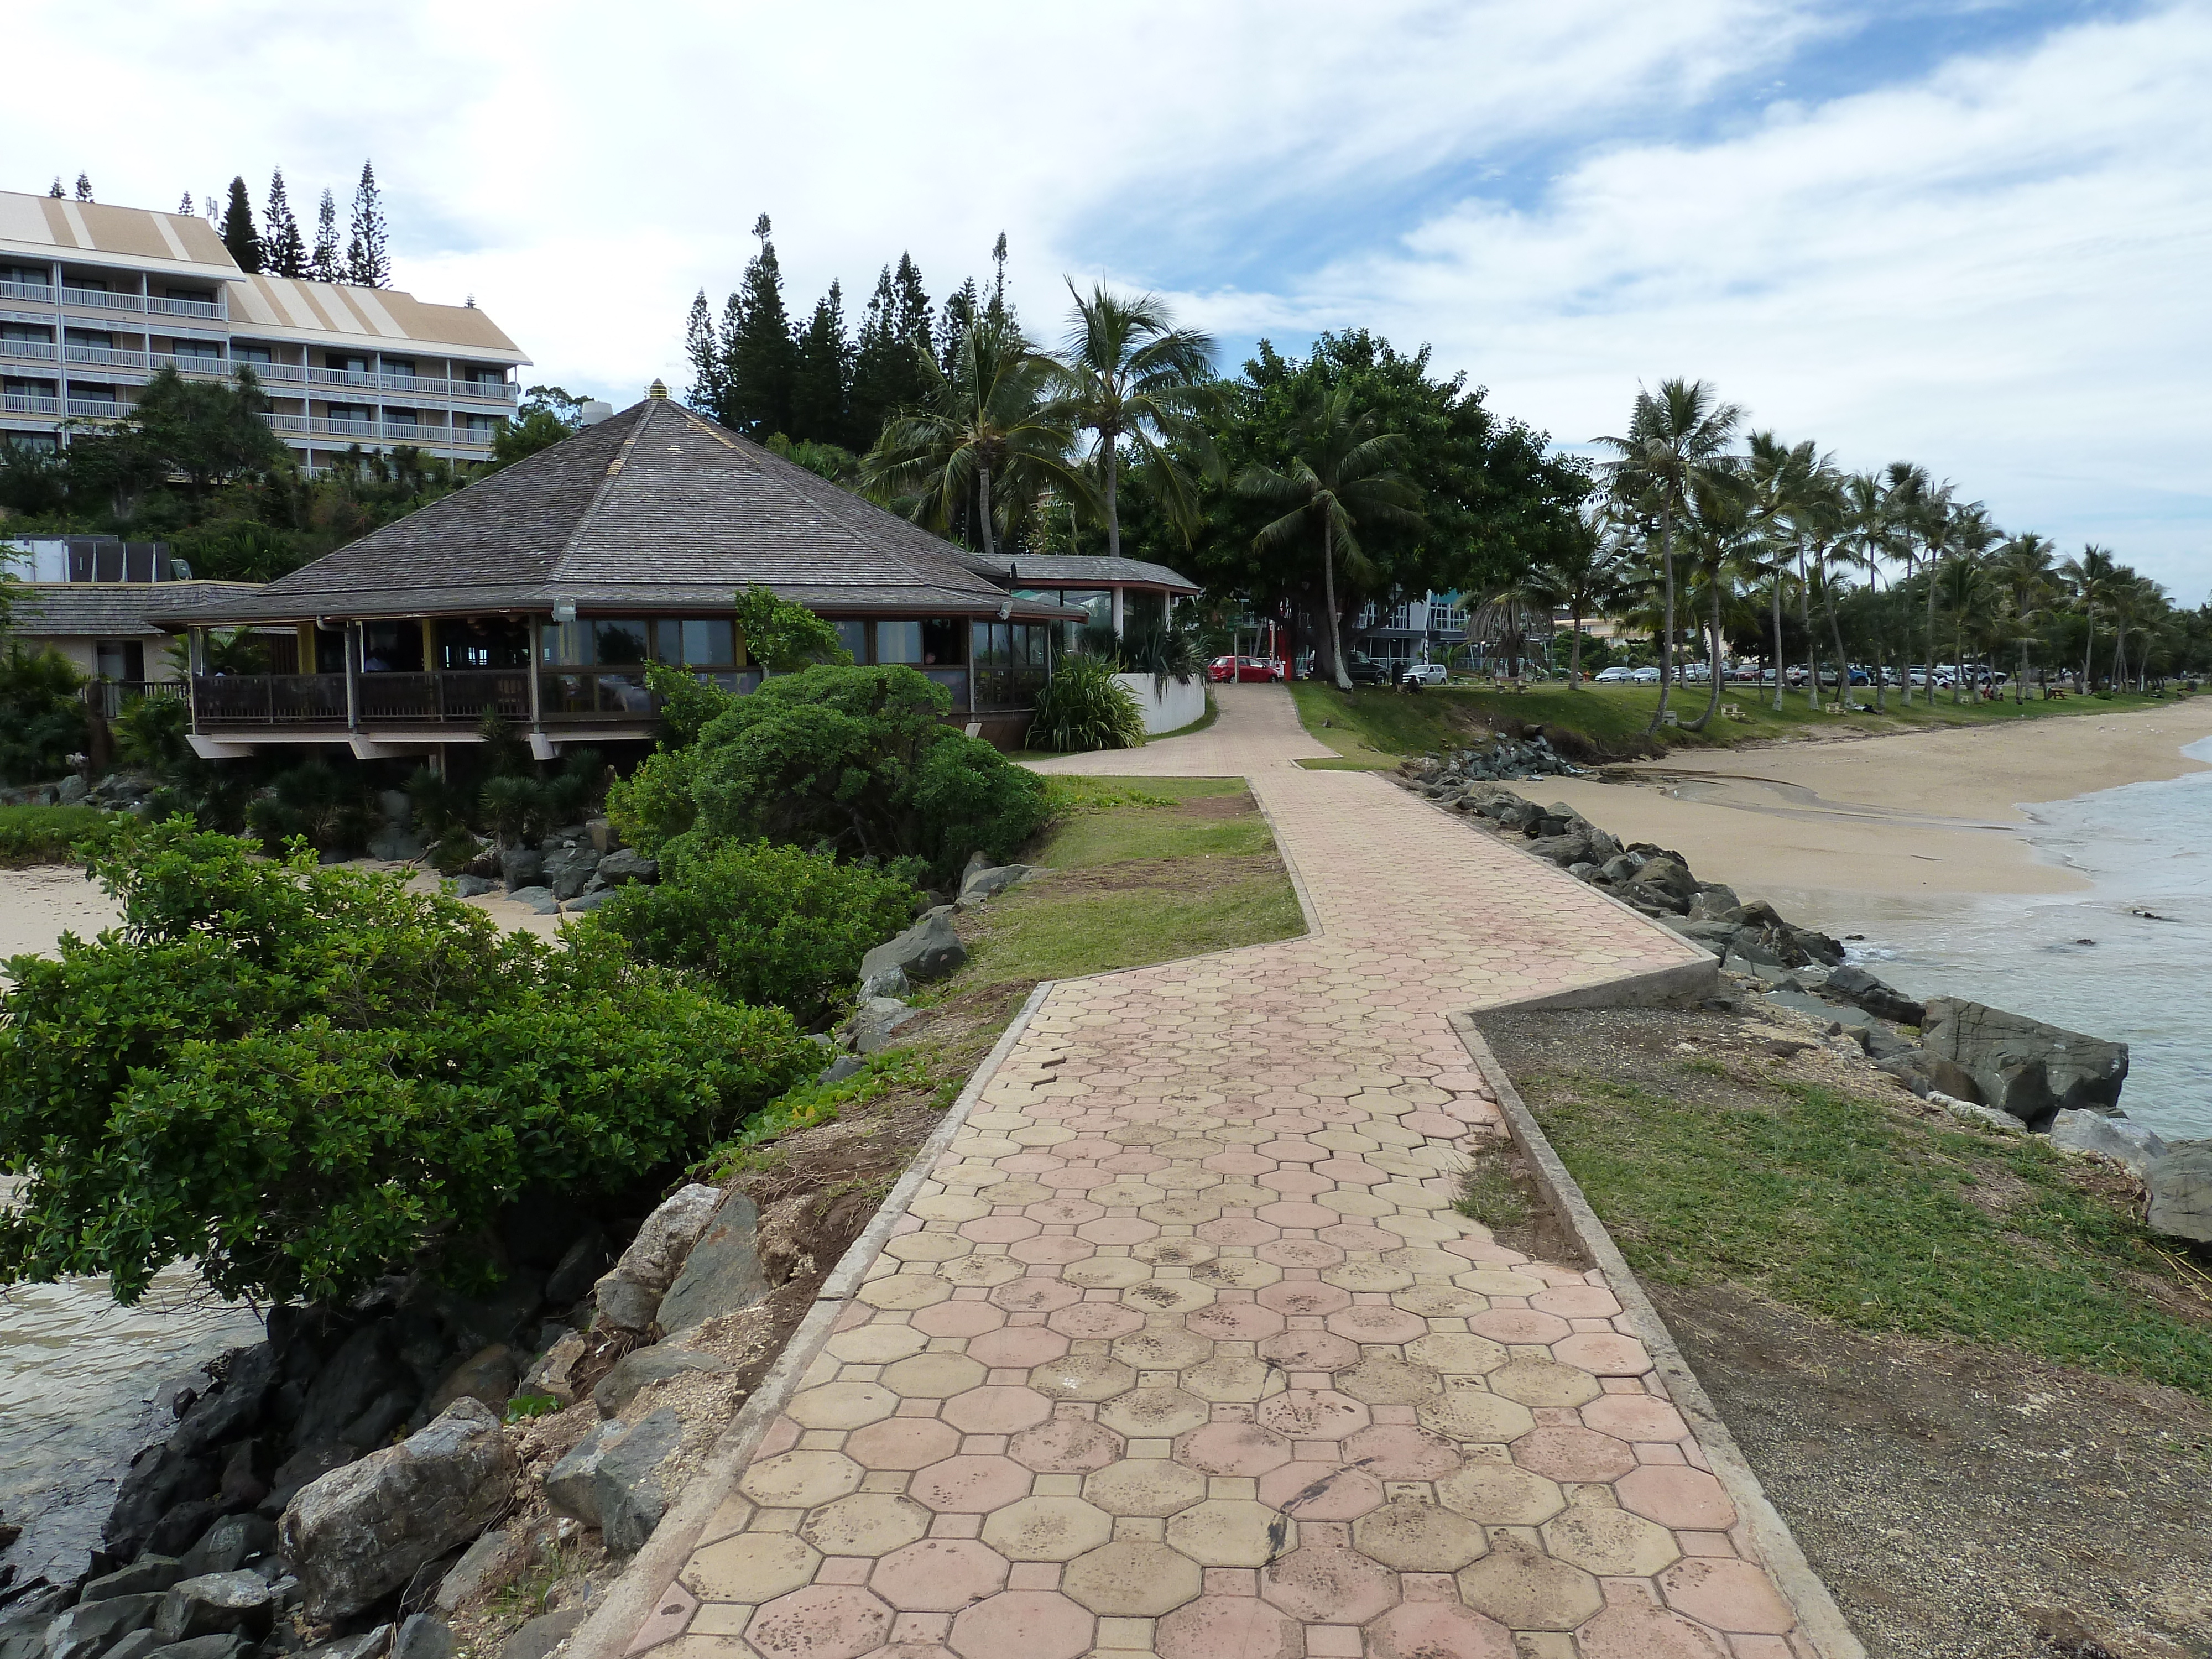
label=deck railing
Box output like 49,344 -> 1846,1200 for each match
194,673 -> 348,726
83,680 -> 189,719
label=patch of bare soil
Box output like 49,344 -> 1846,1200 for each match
1040,853 -> 1287,896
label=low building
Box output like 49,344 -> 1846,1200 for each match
154,389 -> 1086,759
1,188 -> 526,472
972,554 -> 1201,642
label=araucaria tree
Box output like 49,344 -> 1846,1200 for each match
310,189 -> 343,281
220,176 -> 262,274
346,161 -> 390,286
263,168 -> 307,278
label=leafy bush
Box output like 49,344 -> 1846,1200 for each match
735,585 -> 853,674
244,759 -> 372,855
1029,654 -> 1146,752
112,693 -> 193,774
0,822 -> 815,1306
0,645 -> 90,784
1118,620 -> 1204,695
0,804 -> 120,865
582,838 -> 916,1026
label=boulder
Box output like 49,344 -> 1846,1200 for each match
560,890 -> 615,915
280,1399 -> 515,1622
393,1615 -> 453,1659
138,1640 -> 247,1659
150,1574 -> 273,1645
858,907 -> 966,986
366,827 -> 425,863
42,1595 -> 163,1659
296,1629 -> 391,1659
1687,885 -> 1743,923
260,1444 -> 355,1516
544,1230 -> 609,1308
592,1185 -> 721,1335
178,1516 -> 274,1578
431,1530 -> 528,1615
593,848 -> 658,887
1765,989 -> 1871,1032
81,1562 -> 185,1604
57,775 -> 90,806
216,1441 -> 267,1512
1522,832 -> 1595,868
2048,1109 -> 2167,1177
425,1345 -> 518,1417
1598,854 -> 1640,885
542,843 -> 601,901
591,1347 -> 734,1417
2146,1141 -> 2212,1243
848,998 -> 923,1057
144,1501 -> 226,1560
169,1345 -> 278,1457
101,1632 -> 164,1659
1919,998 -> 2128,1128
498,848 -> 545,893
958,864 -> 1034,905
1818,964 -> 1926,1027
814,1055 -> 866,1087
1931,1096 -> 2030,1134
498,1611 -> 586,1659
544,1410 -> 683,1554
655,1191 -> 767,1336
858,962 -> 909,1000
105,1445 -> 218,1557
520,1332 -> 588,1407
294,1326 -> 411,1450
447,875 -> 497,900
1873,1049 -> 1986,1103
509,888 -> 562,916
1629,857 -> 1699,904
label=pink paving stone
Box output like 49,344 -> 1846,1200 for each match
1551,1332 -> 1654,1377
1658,1558 -> 1798,1634
1205,1150 -> 1277,1176
1364,1599 -> 1515,1659
1258,1329 -> 1361,1370
989,1278 -> 1082,1313
1616,1465 -> 1739,1530
1196,1215 -> 1280,1246
1258,1460 -> 1385,1521
1465,1308 -> 1572,1344
1074,1217 -> 1157,1245
1258,1543 -> 1400,1624
1339,1424 -> 1462,1480
1574,1600 -> 1731,1659
1256,1281 -> 1353,1317
1009,1235 -> 1096,1266
1185,1301 -> 1287,1341
1256,1389 -> 1371,1441
1156,1594 -> 1305,1659
1024,1199 -> 1103,1224
747,1585 -> 895,1659
1258,1168 -> 1334,1196
959,1216 -> 1042,1244
941,1386 -> 1054,1436
1307,1157 -> 1385,1186
1256,1239 -> 1345,1269
846,1417 -> 964,1472
758,1416 -> 802,1458
1258,1138 -> 1327,1163
910,1301 -> 1008,1339
1322,1305 -> 1427,1345
1530,1284 -> 1624,1318
1512,1426 -> 1638,1483
1397,1110 -> 1467,1140
946,1589 -> 1092,1659
909,1455 -> 1035,1515
966,1327 -> 1071,1369
1043,1302 -> 1143,1339
1175,1420 -> 1295,1475
1006,1413 -> 1124,1473
1316,1223 -> 1400,1251
1256,1201 -> 1341,1230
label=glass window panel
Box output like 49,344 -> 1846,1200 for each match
1061,590 -> 1111,628
683,619 -> 734,665
541,620 -> 589,665
921,618 -> 964,665
655,619 -> 682,661
592,618 -> 650,666
834,619 -> 868,661
876,620 -> 922,664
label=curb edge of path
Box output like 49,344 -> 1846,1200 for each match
566,980 -> 1058,1659
1448,1006 -> 1869,1659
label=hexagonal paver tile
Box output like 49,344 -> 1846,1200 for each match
1392,1284 -> 1489,1318
1340,1423 -> 1463,1480
742,1449 -> 864,1509
881,1353 -> 989,1400
1616,1464 -> 1736,1530
1255,1389 -> 1370,1441
1257,1328 -> 1361,1371
680,1530 -> 820,1603
1334,1357 -> 1443,1406
1551,1332 -> 1652,1377
990,1276 -> 1082,1313
1364,1600 -> 1515,1659
1097,1385 -> 1210,1438
911,1301 -> 1008,1340
1486,1356 -> 1604,1408
946,1588 -> 1092,1659
1455,1543 -> 1604,1631
1466,1307 -> 1572,1345
979,1495 -> 1113,1562
1659,1557 -> 1797,1634
887,1232 -> 974,1264
1120,1278 -> 1216,1316
1061,1540 -> 1204,1617
858,1274 -> 954,1311
829,1323 -> 933,1364
1512,1425 -> 1637,1483
1542,1504 -> 1682,1576
1435,1462 -> 1565,1525
844,1416 -> 963,1473
941,1385 -> 1053,1435
1575,1600 -> 1731,1659
1322,1304 -> 1427,1344
1350,1496 -> 1486,1572
1109,1327 -> 1213,1371
1582,1392 -> 1691,1443
1060,1256 -> 1150,1290
801,1493 -> 932,1557
1404,1331 -> 1507,1376
961,1326 -> 1069,1370
1416,1386 -> 1536,1445
1190,1256 -> 1282,1289
787,1380 -> 900,1431
1045,1302 -> 1142,1339
1028,1354 -> 1136,1402
870,1537 -> 1010,1613
1255,1280 -> 1352,1317
1181,1355 -> 1282,1403
1006,1412 -> 1124,1473
1173,1420 -> 1293,1477
1156,1594 -> 1303,1659
747,1584 -> 894,1659
1163,1498 -> 1288,1567
1082,1457 -> 1208,1517
909,1455 -> 1034,1515
1259,1542 -> 1400,1624
1259,1460 -> 1386,1521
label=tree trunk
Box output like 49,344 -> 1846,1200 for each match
1684,583 -> 1724,731
1925,575 -> 1941,713
977,462 -> 996,559
2017,639 -> 2028,705
1898,554 -> 1914,707
2081,606 -> 2095,691
1102,440 -> 1119,562
1798,545 -> 1818,708
1647,509 -> 1675,733
1322,513 -> 1352,692
1824,576 -> 1849,711
1869,554 -> 1886,711
1569,604 -> 1584,684
1770,575 -> 1785,713
1952,620 -> 1965,705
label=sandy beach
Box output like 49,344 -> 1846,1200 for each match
1533,702 -> 2212,901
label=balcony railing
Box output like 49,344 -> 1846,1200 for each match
1,279 -> 56,304
61,287 -> 145,314
1,339 -> 56,363
237,359 -> 308,384
65,398 -> 128,419
356,670 -> 531,725
150,352 -> 227,377
84,680 -> 189,719
2,393 -> 61,415
194,673 -> 348,727
304,365 -> 518,401
66,345 -> 149,369
148,295 -> 225,320
262,413 -> 500,448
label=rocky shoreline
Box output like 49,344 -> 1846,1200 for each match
1400,739 -> 2210,1243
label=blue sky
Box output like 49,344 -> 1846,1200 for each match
12,0 -> 2208,595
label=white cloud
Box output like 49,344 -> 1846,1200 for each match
9,1 -> 2205,590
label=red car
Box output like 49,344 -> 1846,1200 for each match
1208,655 -> 1284,683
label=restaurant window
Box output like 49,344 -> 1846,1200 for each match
974,622 -> 1052,667
361,620 -> 424,673
875,620 -> 922,664
437,617 -> 530,671
834,619 -> 867,661
921,618 -> 965,665
1060,589 -> 1112,630
540,618 -> 650,666
655,618 -> 737,666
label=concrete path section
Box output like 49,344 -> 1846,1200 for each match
637,687 -> 1822,1659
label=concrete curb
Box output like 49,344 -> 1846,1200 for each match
566,982 -> 1057,1659
1448,1009 -> 1869,1659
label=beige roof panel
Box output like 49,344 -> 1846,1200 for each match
0,190 -> 238,275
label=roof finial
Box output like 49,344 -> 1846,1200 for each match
648,379 -> 669,400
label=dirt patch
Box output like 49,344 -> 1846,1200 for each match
1035,853 -> 1287,896
1175,791 -> 1256,818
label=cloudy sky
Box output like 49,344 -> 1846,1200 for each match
14,1 -> 2208,592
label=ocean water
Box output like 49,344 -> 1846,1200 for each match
1767,737 -> 2212,1142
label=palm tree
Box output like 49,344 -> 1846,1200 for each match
1527,503 -> 1629,686
1990,534 -> 2054,702
1881,462 -> 1934,705
1744,433 -> 1816,713
1050,283 -> 1220,558
2059,544 -> 2118,690
1933,555 -> 1991,704
1840,471 -> 1891,710
1597,379 -> 1744,733
1922,497 -> 1995,690
2107,570 -> 2163,692
862,318 -> 1091,558
1676,470 -> 1759,731
1237,384 -> 1426,690
1782,460 -> 1846,707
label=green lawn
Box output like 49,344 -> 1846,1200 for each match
1287,677 -> 2189,764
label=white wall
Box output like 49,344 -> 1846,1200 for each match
1115,672 -> 1206,736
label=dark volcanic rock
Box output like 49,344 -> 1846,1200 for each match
1819,964 -> 1926,1027
1920,998 -> 2128,1128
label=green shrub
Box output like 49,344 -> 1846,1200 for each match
581,837 -> 915,1027
0,804 -> 121,865
0,644 -> 90,784
685,664 -> 1048,883
0,821 -> 816,1306
1029,654 -> 1146,753
244,759 -> 372,855
112,693 -> 193,774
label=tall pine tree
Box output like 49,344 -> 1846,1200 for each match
722,214 -> 797,438
74,174 -> 93,202
220,177 -> 263,274
936,277 -> 979,377
851,255 -> 933,452
263,168 -> 307,278
178,191 -> 195,216
789,281 -> 853,448
683,289 -> 725,414
346,161 -> 390,287
311,190 -> 342,281
48,178 -> 64,199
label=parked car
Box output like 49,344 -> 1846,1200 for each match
1630,666 -> 1662,684
1208,655 -> 1284,683
1594,665 -> 1637,684
1346,654 -> 1392,686
1404,662 -> 1448,686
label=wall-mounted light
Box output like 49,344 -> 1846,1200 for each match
996,601 -> 1012,620
551,601 -> 577,623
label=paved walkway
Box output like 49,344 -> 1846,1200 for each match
648,688 -> 1812,1659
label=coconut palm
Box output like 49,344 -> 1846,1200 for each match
2059,544 -> 2119,689
1237,384 -> 1427,690
1924,497 -> 1996,691
1990,534 -> 2055,702
862,317 -> 1092,559
1743,433 -> 1818,712
1050,283 -> 1220,557
1881,462 -> 1935,704
1597,379 -> 1744,733
1782,458 -> 1847,707
1933,554 -> 1992,705
2107,570 -> 2164,693
1527,503 -> 1630,686
1840,471 -> 1892,710
1676,471 -> 1760,731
